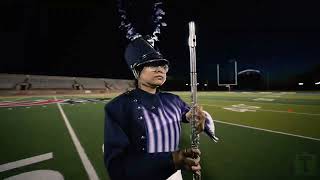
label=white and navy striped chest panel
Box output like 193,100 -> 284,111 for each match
141,98 -> 182,153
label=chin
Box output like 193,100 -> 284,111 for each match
153,80 -> 165,86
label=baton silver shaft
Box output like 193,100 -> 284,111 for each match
188,21 -> 201,180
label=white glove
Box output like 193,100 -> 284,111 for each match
203,111 -> 219,142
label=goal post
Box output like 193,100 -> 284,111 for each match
217,60 -> 238,91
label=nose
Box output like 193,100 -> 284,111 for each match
156,66 -> 166,73
154,66 -> 166,73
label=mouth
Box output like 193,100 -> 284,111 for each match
154,75 -> 164,80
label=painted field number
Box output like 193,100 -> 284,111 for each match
223,104 -> 260,112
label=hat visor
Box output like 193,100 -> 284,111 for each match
136,59 -> 169,67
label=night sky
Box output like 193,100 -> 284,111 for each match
1,0 -> 320,87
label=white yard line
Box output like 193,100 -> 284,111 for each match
214,120 -> 320,142
0,153 -> 53,172
200,98 -> 319,107
201,103 -> 320,116
258,108 -> 320,116
55,97 -> 99,180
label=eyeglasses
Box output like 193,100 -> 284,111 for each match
144,64 -> 169,73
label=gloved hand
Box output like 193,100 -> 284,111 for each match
203,111 -> 219,142
172,148 -> 201,175
186,106 -> 219,142
185,105 -> 206,134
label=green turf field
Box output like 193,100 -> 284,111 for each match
1,91 -> 319,180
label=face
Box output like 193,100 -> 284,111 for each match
138,62 -> 169,88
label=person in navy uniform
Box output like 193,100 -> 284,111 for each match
104,37 -> 218,180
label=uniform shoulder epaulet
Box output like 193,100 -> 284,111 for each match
108,90 -> 133,106
124,89 -> 134,96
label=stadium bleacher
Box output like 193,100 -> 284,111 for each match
0,74 -> 135,95
29,75 -> 74,89
0,74 -> 28,90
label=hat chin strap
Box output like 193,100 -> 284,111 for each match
130,64 -> 139,79
132,68 -> 139,79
